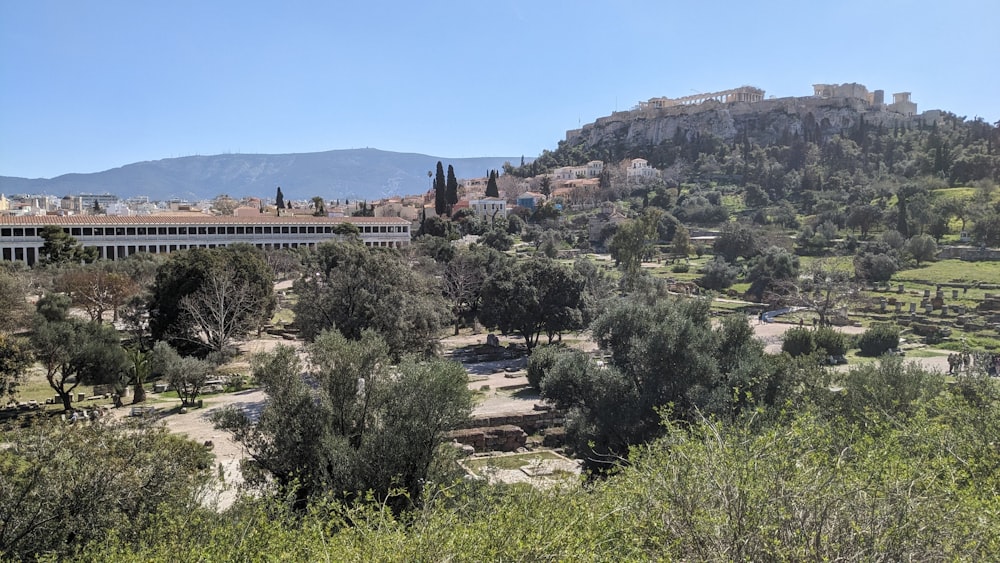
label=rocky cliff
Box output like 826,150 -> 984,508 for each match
565,96 -> 938,152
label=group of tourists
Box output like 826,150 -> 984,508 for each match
948,351 -> 1000,377
947,352 -> 971,374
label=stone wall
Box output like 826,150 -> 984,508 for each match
936,246 -> 1000,261
460,409 -> 566,435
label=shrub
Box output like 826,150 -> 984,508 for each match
857,323 -> 900,357
781,327 -> 815,357
671,263 -> 690,273
813,327 -> 848,356
697,257 -> 738,291
527,344 -> 565,389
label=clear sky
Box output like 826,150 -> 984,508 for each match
2,0 -> 998,179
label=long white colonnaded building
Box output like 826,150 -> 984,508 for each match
0,215 -> 411,266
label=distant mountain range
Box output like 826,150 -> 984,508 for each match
0,149 -> 524,202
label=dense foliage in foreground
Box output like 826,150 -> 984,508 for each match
65,361 -> 1000,561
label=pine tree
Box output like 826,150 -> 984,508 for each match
485,170 -> 499,198
434,161 -> 447,216
275,187 -> 285,211
446,165 -> 459,211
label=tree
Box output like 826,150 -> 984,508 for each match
784,260 -> 858,327
442,246 -> 498,335
746,246 -> 799,301
149,245 -> 275,355
56,266 -> 139,323
479,257 -> 585,353
122,346 -> 150,405
712,221 -> 759,263
151,341 -> 211,407
30,294 -> 129,411
539,175 -> 552,197
293,240 -> 449,357
275,186 -> 285,210
0,332 -> 32,400
671,223 -> 693,257
213,330 -> 472,510
697,256 -> 739,291
906,234 -> 938,265
0,420 -> 212,560
853,241 -> 900,283
179,269 -> 262,356
446,164 -> 459,211
311,196 -> 326,217
846,204 -> 882,239
38,225 -> 97,265
609,208 -> 662,279
434,161 -> 447,216
541,295 -> 792,471
0,269 -> 30,332
485,170 -> 500,198
971,213 -> 1000,246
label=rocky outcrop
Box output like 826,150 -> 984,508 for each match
566,96 -> 935,152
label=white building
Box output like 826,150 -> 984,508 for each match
0,215 -> 411,266
626,158 -> 658,180
469,198 -> 507,220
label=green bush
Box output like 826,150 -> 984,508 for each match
781,327 -> 815,357
671,263 -> 690,273
526,344 -> 565,389
814,327 -> 847,356
857,323 -> 900,356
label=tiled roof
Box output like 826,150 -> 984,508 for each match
0,214 -> 409,226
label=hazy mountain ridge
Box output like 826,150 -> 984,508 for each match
0,149 -> 522,202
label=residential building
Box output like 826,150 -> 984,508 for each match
516,192 -> 545,212
627,158 -> 658,180
469,198 -> 507,220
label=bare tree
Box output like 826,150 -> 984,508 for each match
443,251 -> 488,335
56,267 -> 139,323
179,269 -> 259,356
781,260 -> 861,327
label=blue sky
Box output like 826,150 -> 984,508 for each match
2,0 -> 998,179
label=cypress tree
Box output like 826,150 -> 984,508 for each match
275,187 -> 285,211
434,161 -> 447,216
446,165 -> 459,211
485,170 -> 499,198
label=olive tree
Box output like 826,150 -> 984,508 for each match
213,329 -> 472,510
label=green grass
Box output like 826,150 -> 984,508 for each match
931,187 -> 977,200
893,259 -> 1000,286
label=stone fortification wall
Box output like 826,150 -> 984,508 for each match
566,95 -> 933,149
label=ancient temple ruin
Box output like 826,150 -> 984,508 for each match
637,85 -> 765,109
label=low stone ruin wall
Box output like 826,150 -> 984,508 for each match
460,409 -> 565,435
447,425 -> 528,453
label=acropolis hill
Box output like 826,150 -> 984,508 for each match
565,83 -> 936,151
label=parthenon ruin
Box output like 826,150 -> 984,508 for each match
637,86 -> 765,110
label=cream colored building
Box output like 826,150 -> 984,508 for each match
0,214 -> 410,266
627,158 -> 658,180
469,198 -> 507,220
